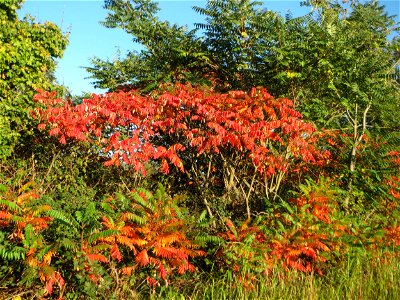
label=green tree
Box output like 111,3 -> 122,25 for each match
0,0 -> 68,158
266,0 -> 400,129
88,0 -> 285,92
87,0 -> 211,92
192,0 -> 279,90
89,0 -> 399,117
265,0 -> 400,207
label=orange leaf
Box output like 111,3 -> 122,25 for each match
135,249 -> 150,267
0,211 -> 12,220
87,254 -> 108,263
146,276 -> 159,287
111,244 -> 122,261
17,191 -> 39,204
43,250 -> 56,265
49,127 -> 61,136
121,266 -> 135,276
158,263 -> 167,280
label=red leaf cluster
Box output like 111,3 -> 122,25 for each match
82,190 -> 205,286
269,230 -> 330,275
0,184 -> 63,296
34,84 -> 324,177
217,218 -> 332,279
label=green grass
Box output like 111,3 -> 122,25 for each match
152,254 -> 400,300
2,253 -> 398,299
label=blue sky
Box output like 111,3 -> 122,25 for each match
19,0 -> 399,95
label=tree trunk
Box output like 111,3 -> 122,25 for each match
344,103 -> 371,209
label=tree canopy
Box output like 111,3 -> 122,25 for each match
87,0 -> 210,92
88,0 -> 399,129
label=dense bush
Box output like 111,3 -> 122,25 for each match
1,0 -> 399,298
1,85 -> 399,298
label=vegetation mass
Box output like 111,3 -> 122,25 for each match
1,0 -> 399,298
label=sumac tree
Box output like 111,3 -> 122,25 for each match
34,84 -> 327,220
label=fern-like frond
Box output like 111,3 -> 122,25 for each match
0,245 -> 25,260
101,215 -> 115,229
46,209 -> 78,230
285,249 -> 302,258
0,199 -> 22,212
311,239 -> 330,252
35,244 -> 53,261
121,212 -> 147,225
177,261 -> 196,275
153,246 -> 188,260
30,204 -> 51,217
42,249 -> 56,265
196,210 -> 211,228
110,244 -> 123,261
183,248 -> 206,258
131,190 -> 154,212
16,191 -> 39,205
155,232 -> 184,247
161,220 -> 184,232
29,217 -> 51,230
121,265 -> 135,276
0,211 -> 12,220
195,233 -> 223,246
117,234 -> 146,248
91,243 -> 111,253
157,262 -> 167,280
18,181 -> 35,194
60,238 -> 77,250
88,229 -> 119,245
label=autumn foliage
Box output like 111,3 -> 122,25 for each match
1,83 -> 398,298
1,0 -> 400,298
0,183 -> 64,297
33,84 -> 331,221
0,182 -> 205,297
34,84 -> 324,177
87,187 -> 206,286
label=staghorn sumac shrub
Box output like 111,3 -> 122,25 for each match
1,181 -> 205,298
212,179 -> 345,282
213,219 -> 270,289
45,184 -> 205,296
375,150 -> 400,251
216,221 -> 334,279
84,184 -> 206,287
34,84 -> 328,219
0,181 -> 64,298
385,150 -> 400,203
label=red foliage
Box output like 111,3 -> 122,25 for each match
290,187 -> 334,224
83,189 -> 205,286
216,218 -> 333,280
385,150 -> 400,200
0,183 -> 64,296
269,230 -> 331,275
385,226 -> 400,247
44,271 -> 64,296
34,84 -> 325,178
219,219 -> 266,244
